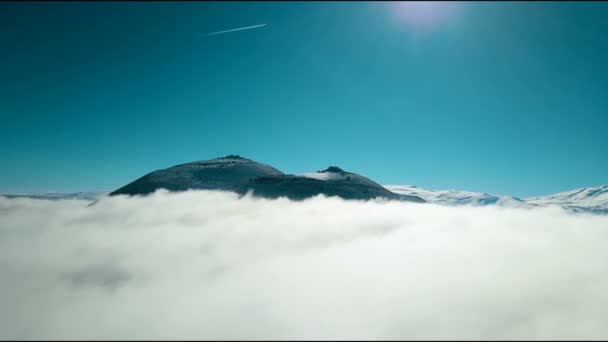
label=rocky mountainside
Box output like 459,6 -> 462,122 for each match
110,155 -> 283,196
250,167 -> 424,202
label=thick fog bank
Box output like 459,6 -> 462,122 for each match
1,190 -> 607,340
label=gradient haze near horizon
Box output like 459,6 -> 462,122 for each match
1,1 -> 607,197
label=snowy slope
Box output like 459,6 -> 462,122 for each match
385,185 -> 532,208
0,192 -> 106,201
526,184 -> 608,214
386,184 -> 608,214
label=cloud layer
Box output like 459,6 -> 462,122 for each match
1,190 -> 608,340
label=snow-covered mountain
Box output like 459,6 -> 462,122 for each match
386,184 -> 608,214
385,185 -> 532,208
0,192 -> 106,201
526,184 -> 608,214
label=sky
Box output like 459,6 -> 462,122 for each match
1,1 -> 607,197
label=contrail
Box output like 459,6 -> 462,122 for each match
204,24 -> 267,36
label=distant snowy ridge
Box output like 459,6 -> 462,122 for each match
2,177 -> 607,215
385,185 -> 532,208
386,184 -> 608,214
525,184 -> 608,214
0,192 -> 107,201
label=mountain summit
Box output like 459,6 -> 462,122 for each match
110,156 -> 425,202
110,155 -> 283,196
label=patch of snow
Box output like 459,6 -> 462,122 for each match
296,172 -> 349,181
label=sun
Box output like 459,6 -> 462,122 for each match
389,1 -> 463,32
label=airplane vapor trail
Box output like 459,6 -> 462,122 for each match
204,24 -> 267,36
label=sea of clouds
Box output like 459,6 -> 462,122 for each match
1,189 -> 608,340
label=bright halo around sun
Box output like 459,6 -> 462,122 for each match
389,1 -> 463,33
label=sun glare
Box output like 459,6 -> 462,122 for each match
390,1 -> 462,32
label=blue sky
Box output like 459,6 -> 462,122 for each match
1,1 -> 607,197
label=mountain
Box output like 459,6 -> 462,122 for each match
3,155 -> 604,213
0,192 -> 106,201
249,167 -> 425,202
385,185 -> 532,208
386,184 -> 608,214
110,155 -> 284,196
109,156 -> 425,202
526,184 -> 608,214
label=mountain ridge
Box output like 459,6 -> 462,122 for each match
108,155 -> 425,202
1,155 -> 605,214
386,184 -> 608,214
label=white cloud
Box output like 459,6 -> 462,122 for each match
1,190 -> 608,340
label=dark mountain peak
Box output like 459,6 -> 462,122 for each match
109,156 -> 425,203
221,154 -> 247,160
320,166 -> 348,174
173,155 -> 254,168
110,156 -> 283,196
